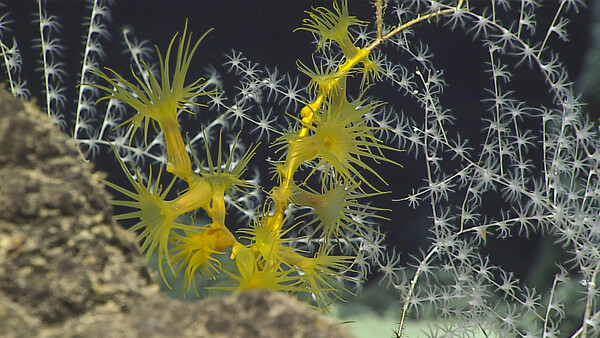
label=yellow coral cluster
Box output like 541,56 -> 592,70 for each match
92,0 -> 403,309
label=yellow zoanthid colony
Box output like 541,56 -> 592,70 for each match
90,1 -> 411,309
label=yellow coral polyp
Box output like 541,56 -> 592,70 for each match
284,248 -> 355,309
293,182 -> 387,245
193,131 -> 257,194
102,155 -> 195,286
239,214 -> 296,265
89,22 -> 215,180
283,94 -> 399,191
220,244 -> 302,294
298,0 -> 365,54
171,230 -> 222,293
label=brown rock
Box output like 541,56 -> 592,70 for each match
0,87 -> 352,338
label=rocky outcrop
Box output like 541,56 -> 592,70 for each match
0,88 -> 351,338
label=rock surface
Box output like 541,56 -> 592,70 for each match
0,88 -> 351,338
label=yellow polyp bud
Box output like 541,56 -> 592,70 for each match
300,101 -> 320,138
300,105 -> 314,120
161,117 -> 192,180
302,94 -> 325,119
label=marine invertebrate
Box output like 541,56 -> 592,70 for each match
4,0 -> 597,336
89,1 -> 401,309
